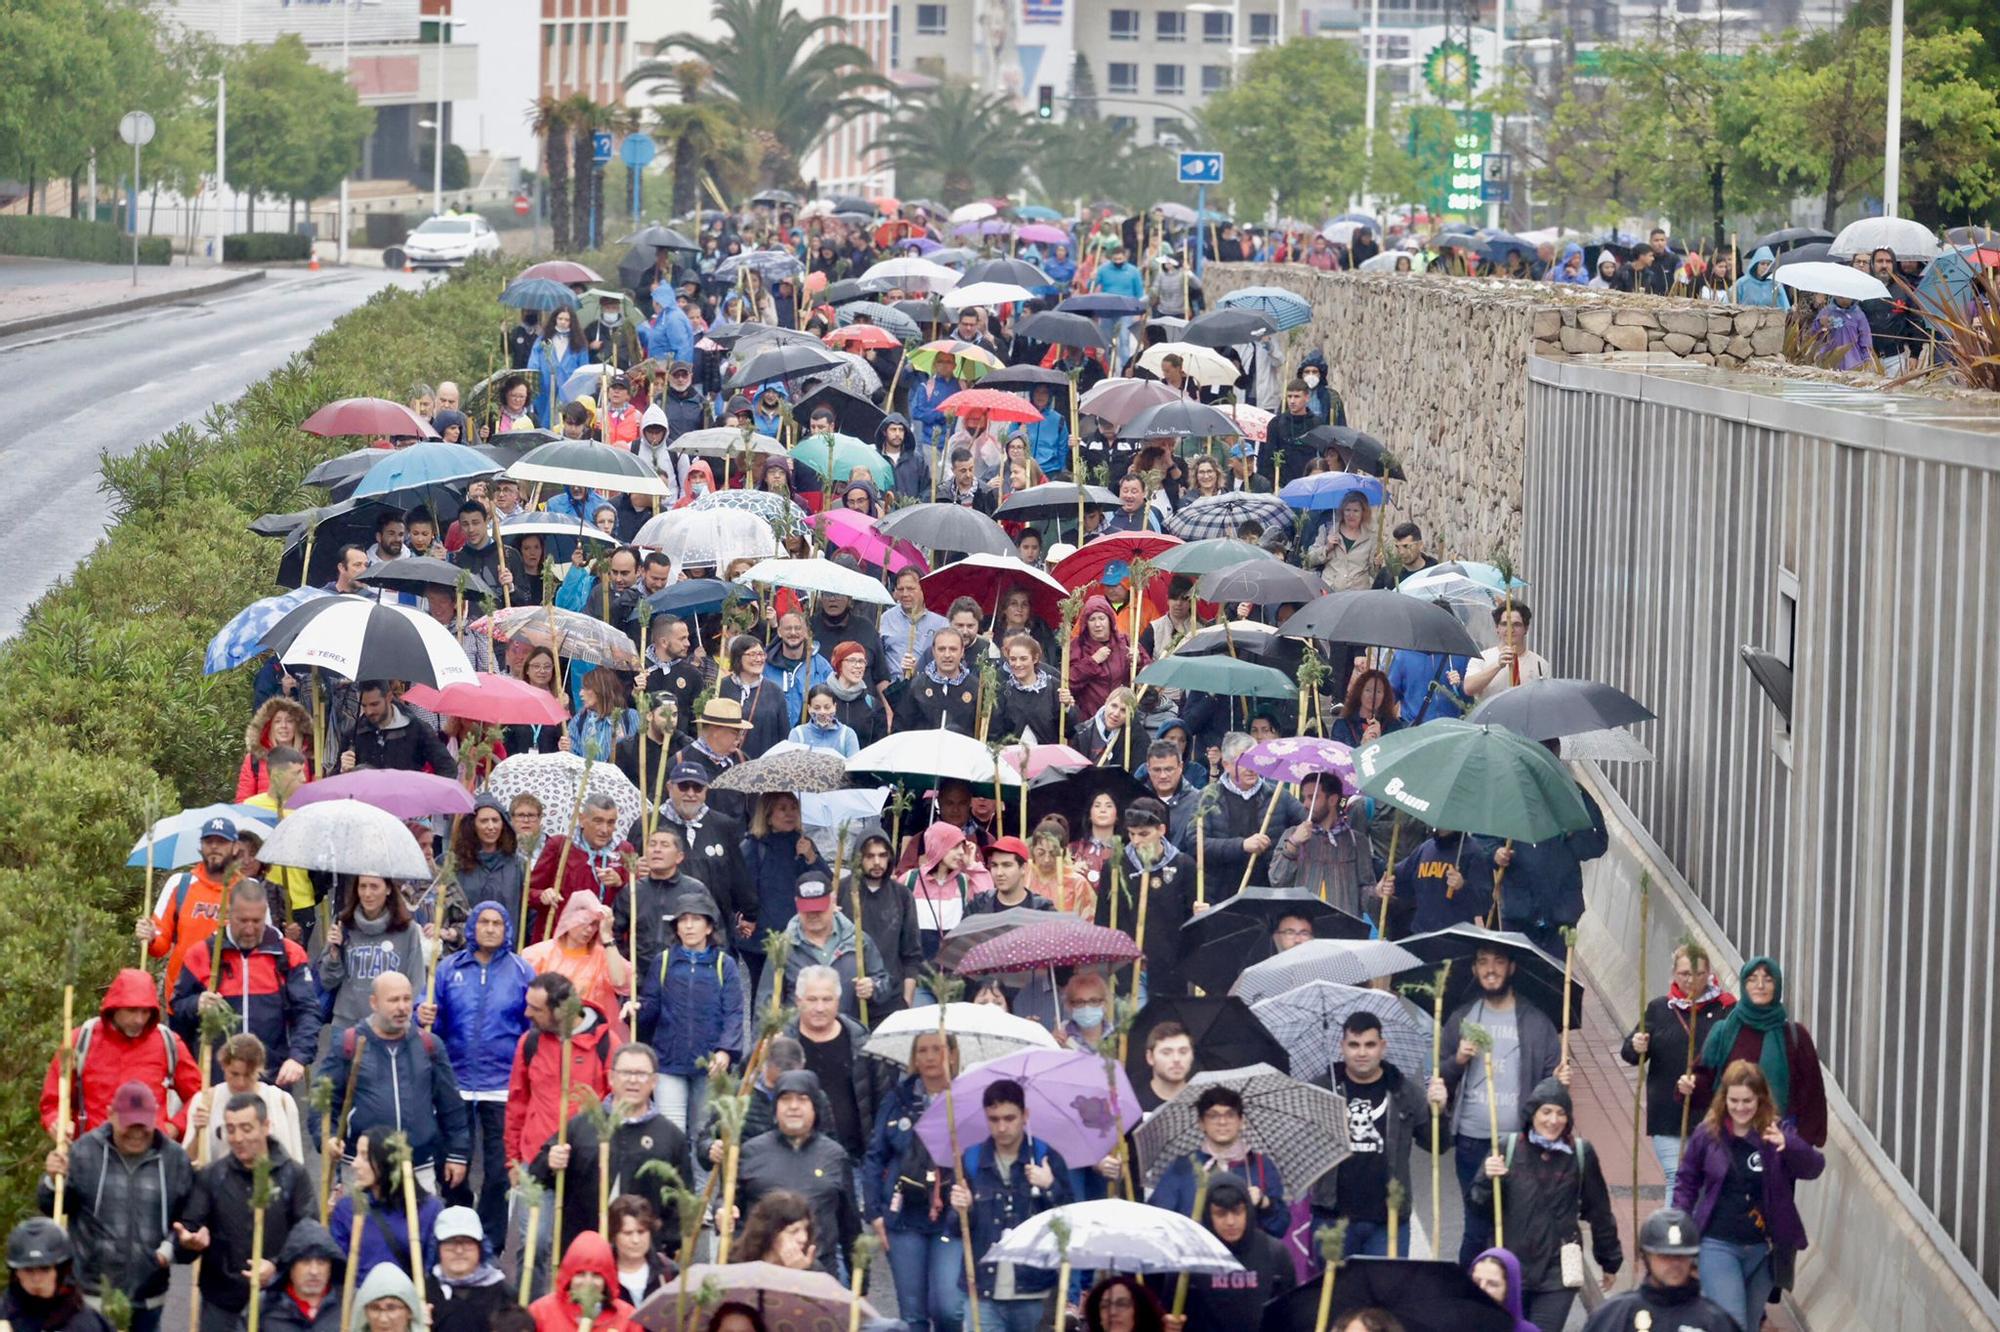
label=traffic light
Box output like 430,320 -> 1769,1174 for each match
1037,85 -> 1055,120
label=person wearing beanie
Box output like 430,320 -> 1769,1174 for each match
823,641 -> 885,747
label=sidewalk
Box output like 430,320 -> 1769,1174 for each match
0,256 -> 265,337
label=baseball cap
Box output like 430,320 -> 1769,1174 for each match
986,836 -> 1031,864
668,762 -> 710,786
110,1081 -> 159,1131
608,371 -> 631,390
435,1206 -> 485,1245
200,816 -> 238,842
795,868 -> 833,911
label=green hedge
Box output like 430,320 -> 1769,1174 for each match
0,214 -> 170,265
0,258 -> 512,1214
223,232 -> 312,263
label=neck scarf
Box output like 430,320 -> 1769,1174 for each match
1667,976 -> 1730,1011
1700,955 -> 1792,1112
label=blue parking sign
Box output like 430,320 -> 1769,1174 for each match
1177,151 -> 1225,185
592,132 -> 614,165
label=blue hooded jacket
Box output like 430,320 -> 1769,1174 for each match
1022,394 -> 1070,475
431,898 -> 536,1095
1548,242 -> 1589,285
645,291 -> 696,365
635,890 -> 748,1077
1734,246 -> 1791,310
907,373 -> 957,451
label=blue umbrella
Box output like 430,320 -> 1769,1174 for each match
498,278 -> 580,311
643,577 -> 734,616
1915,245 -> 1998,322
130,803 -> 280,870
350,442 -> 497,500
1474,232 -> 1539,265
1217,285 -> 1313,332
1058,294 -> 1146,316
1280,471 -> 1386,510
205,587 -> 333,674
1014,205 -> 1063,222
715,248 -> 806,282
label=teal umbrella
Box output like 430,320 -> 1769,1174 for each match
1351,719 -> 1591,842
1138,655 -> 1295,700
1151,538 -> 1277,576
788,431 -> 894,489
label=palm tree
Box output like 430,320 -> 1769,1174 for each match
652,62 -> 747,218
566,95 -> 610,251
626,0 -> 886,190
870,81 -> 1034,205
528,96 -> 572,251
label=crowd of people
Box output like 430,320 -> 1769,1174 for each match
8,197 -> 1844,1332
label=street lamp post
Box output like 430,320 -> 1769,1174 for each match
338,0 -> 380,265
212,0 -> 243,262
1884,0 -> 1904,215
431,15 -> 472,218
1485,0 -> 1506,228
1362,0 -> 1380,208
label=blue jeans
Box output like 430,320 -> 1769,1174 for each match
655,1072 -> 714,1191
1455,1132 -> 1495,1265
887,1227 -> 966,1332
1342,1217 -> 1395,1257
986,1296 -> 1047,1332
1650,1133 -> 1684,1200
1699,1236 -> 1773,1332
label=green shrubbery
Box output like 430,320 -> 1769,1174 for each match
0,258 -> 512,1210
0,215 -> 170,265
222,232 -> 313,263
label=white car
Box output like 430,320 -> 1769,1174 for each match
398,214 -> 501,268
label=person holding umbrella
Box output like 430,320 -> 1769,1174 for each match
1196,735 -> 1305,890
1474,785 -> 1606,959
948,1078 -> 1076,1332
1147,1086 -> 1289,1239
1376,822 -> 1497,936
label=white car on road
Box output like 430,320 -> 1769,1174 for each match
395,214 -> 501,269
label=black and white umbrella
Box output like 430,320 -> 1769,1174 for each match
256,797 -> 432,879
876,501 -> 1014,556
1133,1063 -> 1352,1191
260,595 -> 476,688
506,438 -> 671,495
1251,980 -> 1436,1084
1229,938 -> 1424,1004
357,556 -> 495,602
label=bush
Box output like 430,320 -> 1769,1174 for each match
222,232 -> 312,263
0,215 -> 170,265
416,141 -> 472,191
0,256 -> 515,1218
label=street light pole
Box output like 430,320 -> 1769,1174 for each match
1884,0 -> 1904,216
1362,0 -> 1379,209
1485,0 -> 1505,228
433,15 -> 447,218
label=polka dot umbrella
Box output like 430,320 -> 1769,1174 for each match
956,916 -> 1142,977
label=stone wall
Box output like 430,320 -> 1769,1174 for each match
1203,263 -> 1794,566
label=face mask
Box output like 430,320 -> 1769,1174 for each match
692,481 -> 710,496
1071,1005 -> 1106,1028
1303,372 -> 1321,385
602,309 -> 622,325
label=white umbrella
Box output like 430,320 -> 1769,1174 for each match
497,512 -> 620,545
983,1198 -> 1244,1275
1776,261 -> 1892,302
949,200 -> 998,224
1137,341 -> 1238,386
943,280 -> 1037,311
1133,1063 -> 1354,1191
269,597 -> 476,689
256,798 -> 431,879
487,751 -> 646,839
1360,250 -> 1426,273
666,427 -> 788,462
1322,220 -> 1363,244
632,508 -> 781,572
1229,938 -> 1424,1004
862,1002 -> 1058,1069
860,256 -> 963,294
1829,216 -> 1942,261
848,730 -> 1024,785
734,556 -> 895,605
506,438 -> 671,496
1560,727 -> 1655,764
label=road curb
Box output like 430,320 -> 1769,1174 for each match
0,268 -> 268,339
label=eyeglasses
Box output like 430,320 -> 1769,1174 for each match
1274,927 -> 1312,940
1099,1296 -> 1136,1310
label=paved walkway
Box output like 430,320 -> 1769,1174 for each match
0,255 -> 261,334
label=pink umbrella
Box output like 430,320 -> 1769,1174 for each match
402,672 -> 569,726
1016,223 -> 1070,246
1078,377 -> 1183,428
1218,402 -> 1274,443
1237,736 -> 1357,795
916,1047 -> 1141,1171
299,397 -> 437,440
1003,741 -> 1091,780
516,259 -> 601,285
807,508 -> 928,574
289,769 -> 475,818
958,917 -> 1142,977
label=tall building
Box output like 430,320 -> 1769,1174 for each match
799,0 -> 897,195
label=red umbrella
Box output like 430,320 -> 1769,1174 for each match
957,917 -> 1143,977
300,397 -> 437,440
824,324 -> 902,351
516,259 -> 601,285
921,552 -> 1068,622
1053,532 -> 1184,622
940,387 -> 1042,423
402,672 -> 570,726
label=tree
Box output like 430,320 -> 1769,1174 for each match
1199,39 -> 1371,218
1739,25 -> 2000,228
224,35 -> 371,229
650,62 -> 753,218
1068,53 -> 1100,123
869,81 -> 1034,205
1029,117 -> 1178,214
530,97 -> 573,251
627,0 -> 886,190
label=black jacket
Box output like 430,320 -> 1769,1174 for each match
1619,994 -> 1733,1136
337,704 -> 456,775
783,1014 -> 896,1146
0,1280 -> 114,1332
1580,1280 -> 1743,1332
887,668 -> 979,734
845,872 -> 925,1015
1097,843 -> 1197,994
658,805 -> 753,935
1308,1061 -> 1434,1216
615,869 -> 711,974
530,1106 -> 694,1249
1166,1221 -> 1296,1330
430,1268 -> 515,1332
258,1222 -> 345,1332
995,676 -> 1061,748
1468,1081 -> 1622,1291
178,1144 -> 320,1313
662,386 -> 707,440
1264,410 -> 1322,486
1198,779 -> 1305,882
733,1129 -> 861,1278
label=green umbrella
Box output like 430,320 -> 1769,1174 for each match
1351,719 -> 1592,842
1137,655 -> 1295,700
1151,538 -> 1277,576
788,431 -> 894,489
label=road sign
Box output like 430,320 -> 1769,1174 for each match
119,110 -> 156,147
513,194 -> 532,216
592,132 -> 614,165
620,133 -> 657,168
1481,153 -> 1511,184
1176,151 -> 1224,185
1480,179 -> 1512,203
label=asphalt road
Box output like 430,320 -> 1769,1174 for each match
0,266 -> 428,639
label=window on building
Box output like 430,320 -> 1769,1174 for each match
916,3 -> 947,34
1107,61 -> 1140,93
1202,11 -> 1232,42
1108,114 -> 1138,135
1154,62 -> 1185,94
1109,7 -> 1140,40
1156,10 -> 1186,41
1154,116 -> 1185,145
1248,12 -> 1276,42
890,2 -> 900,66
1201,64 -> 1230,93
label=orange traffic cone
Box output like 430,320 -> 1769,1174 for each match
308,249 -> 320,272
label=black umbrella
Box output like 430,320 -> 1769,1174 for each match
1024,766 -> 1146,842
877,502 -> 1014,556
1016,310 -> 1112,350
1178,887 -> 1371,995
1280,590 -> 1480,655
1181,308 -> 1277,347
1750,226 -> 1833,255
1195,561 -> 1324,607
1776,242 -> 1833,268
749,189 -> 801,207
1467,677 -> 1654,740
820,278 -> 880,307
994,481 -> 1120,522
1125,995 -> 1289,1088
1391,923 -> 1585,1031
617,245 -> 664,297
471,438 -> 548,473
305,447 -> 387,491
1946,225 -> 1999,247
1298,425 -> 1404,479
357,555 -> 495,602
963,257 -> 1052,288
1259,1259 -> 1517,1332
1177,620 -> 1304,670
1121,398 -> 1244,443
1058,294 -> 1146,317
268,499 -> 406,587
622,224 -> 699,251
699,320 -> 758,348
725,342 -> 849,389
982,364 -> 1072,391
827,194 -> 876,215
791,383 -> 887,441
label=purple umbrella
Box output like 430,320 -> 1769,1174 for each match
952,219 -> 1014,238
289,768 -> 475,819
1236,736 -> 1357,795
916,1047 -> 1140,1170
1016,223 -> 1070,246
897,235 -> 942,254
957,918 -> 1142,977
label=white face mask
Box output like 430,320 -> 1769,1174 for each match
1303,371 -> 1321,385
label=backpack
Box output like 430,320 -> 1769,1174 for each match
71,1018 -> 178,1129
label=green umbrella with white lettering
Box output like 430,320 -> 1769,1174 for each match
1350,718 -> 1592,843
